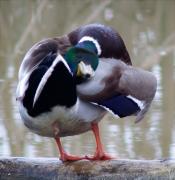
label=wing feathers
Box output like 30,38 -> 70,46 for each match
98,95 -> 141,118
33,54 -> 71,107
78,59 -> 157,122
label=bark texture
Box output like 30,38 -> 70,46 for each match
0,157 -> 175,179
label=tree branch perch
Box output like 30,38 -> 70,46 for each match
0,157 -> 175,179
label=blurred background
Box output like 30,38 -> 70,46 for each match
0,0 -> 175,160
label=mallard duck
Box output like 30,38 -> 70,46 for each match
16,24 -> 157,161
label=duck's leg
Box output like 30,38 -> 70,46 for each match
53,123 -> 86,161
54,137 -> 86,161
86,123 -> 114,160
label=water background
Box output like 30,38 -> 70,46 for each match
0,0 -> 175,159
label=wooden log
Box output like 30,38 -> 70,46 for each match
0,157 -> 175,179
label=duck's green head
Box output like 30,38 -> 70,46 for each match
64,40 -> 99,83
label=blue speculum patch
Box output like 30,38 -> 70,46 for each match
98,95 -> 140,117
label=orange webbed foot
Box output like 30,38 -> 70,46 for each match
85,152 -> 115,161
60,153 -> 87,162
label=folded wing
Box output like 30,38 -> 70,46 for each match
77,59 -> 157,123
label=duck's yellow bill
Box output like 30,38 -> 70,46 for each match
77,61 -> 94,78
